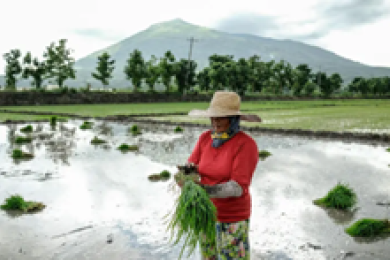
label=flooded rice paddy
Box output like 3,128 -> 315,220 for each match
0,120 -> 389,260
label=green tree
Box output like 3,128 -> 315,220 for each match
293,64 -> 312,96
197,67 -> 211,92
3,49 -> 22,89
22,52 -> 47,89
124,49 -> 147,92
92,52 -> 115,88
44,39 -> 76,87
329,73 -> 343,94
208,54 -> 234,90
226,58 -> 251,96
303,81 -> 317,96
174,59 -> 197,94
272,60 -> 293,94
159,51 -> 176,92
145,55 -> 160,92
247,55 -> 270,93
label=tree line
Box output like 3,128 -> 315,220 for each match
2,39 -> 390,97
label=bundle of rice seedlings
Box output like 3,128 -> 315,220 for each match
90,136 -> 106,145
130,125 -> 141,136
14,136 -> 32,144
313,183 -> 357,210
386,148 -> 390,152
1,194 -> 45,213
80,121 -> 93,130
20,125 -> 33,133
160,170 -> 171,179
166,180 -> 217,259
174,126 -> 183,133
258,150 -> 272,160
117,143 -> 139,152
346,219 -> 390,237
12,149 -> 34,159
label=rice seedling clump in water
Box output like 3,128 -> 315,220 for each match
50,116 -> 57,126
1,195 -> 45,213
15,136 -> 32,144
90,136 -> 106,145
166,180 -> 216,259
20,125 -> 33,133
387,148 -> 390,152
174,126 -> 183,133
346,219 -> 390,237
314,183 -> 357,210
130,125 -> 141,136
258,150 -> 272,160
160,170 -> 171,179
117,143 -> 139,152
11,149 -> 34,159
80,121 -> 93,130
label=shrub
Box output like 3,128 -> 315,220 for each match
313,183 -> 357,210
15,136 -> 32,144
20,125 -> 33,133
174,126 -> 184,133
258,150 -> 272,160
346,219 -> 390,237
1,194 -> 45,212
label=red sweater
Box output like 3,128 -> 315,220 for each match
188,130 -> 259,223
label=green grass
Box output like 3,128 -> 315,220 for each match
258,150 -> 272,160
0,113 -> 63,122
117,143 -> 139,152
1,100 -> 389,133
314,183 -> 357,210
1,195 -> 45,213
346,219 -> 390,237
14,136 -> 32,144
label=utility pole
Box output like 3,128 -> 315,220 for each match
186,37 -> 199,94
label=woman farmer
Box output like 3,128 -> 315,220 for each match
180,91 -> 261,260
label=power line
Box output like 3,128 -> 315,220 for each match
186,37 -> 199,93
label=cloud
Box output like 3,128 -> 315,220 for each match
215,13 -> 279,36
214,0 -> 390,41
73,28 -> 124,41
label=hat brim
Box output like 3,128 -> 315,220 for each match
188,109 -> 262,122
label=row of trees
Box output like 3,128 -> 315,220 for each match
3,39 -> 390,97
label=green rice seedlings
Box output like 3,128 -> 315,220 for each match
386,148 -> 390,152
160,170 -> 171,179
174,126 -> 184,133
130,125 -> 141,136
148,174 -> 161,181
14,136 -> 32,144
50,116 -> 57,126
166,180 -> 217,259
90,136 -> 107,145
80,121 -> 93,130
346,219 -> 390,237
20,125 -> 33,133
313,183 -> 357,210
11,149 -> 34,159
117,143 -> 139,152
1,194 -> 45,213
258,150 -> 272,160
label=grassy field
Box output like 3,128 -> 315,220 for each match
0,100 -> 389,133
0,113 -> 67,123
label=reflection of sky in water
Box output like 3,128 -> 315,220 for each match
0,120 -> 390,259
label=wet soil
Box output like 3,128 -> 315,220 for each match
0,120 -> 389,259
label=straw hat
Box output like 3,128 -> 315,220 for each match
188,91 -> 262,122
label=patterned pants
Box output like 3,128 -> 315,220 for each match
200,219 -> 250,260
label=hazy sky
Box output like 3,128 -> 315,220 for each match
1,0 -> 389,72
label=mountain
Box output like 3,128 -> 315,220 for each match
3,19 -> 390,88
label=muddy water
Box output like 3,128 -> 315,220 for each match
0,120 -> 389,260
